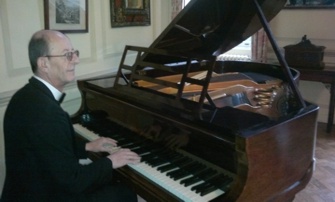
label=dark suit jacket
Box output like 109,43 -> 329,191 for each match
1,77 -> 115,201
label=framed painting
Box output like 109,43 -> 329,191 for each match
44,0 -> 88,33
285,0 -> 335,9
110,0 -> 151,27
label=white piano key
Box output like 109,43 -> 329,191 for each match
73,123 -> 100,141
128,162 -> 224,202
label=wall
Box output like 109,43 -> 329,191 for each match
0,0 -> 170,195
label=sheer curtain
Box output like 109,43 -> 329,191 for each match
171,0 -> 183,19
251,29 -> 268,63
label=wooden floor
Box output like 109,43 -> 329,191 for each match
294,122 -> 335,202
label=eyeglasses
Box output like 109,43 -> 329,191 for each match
45,50 -> 79,61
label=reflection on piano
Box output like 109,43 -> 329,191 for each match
72,0 -> 318,201
74,122 -> 232,201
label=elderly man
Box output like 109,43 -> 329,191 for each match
1,30 -> 141,201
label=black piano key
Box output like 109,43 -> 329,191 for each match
148,147 -> 166,154
132,148 -> 150,155
181,169 -> 217,187
191,175 -> 222,194
149,158 -> 169,167
191,181 -> 212,193
197,174 -> 232,196
118,141 -> 135,148
187,163 -> 207,174
130,146 -> 141,152
199,184 -> 217,196
143,150 -> 169,165
167,161 -> 198,179
170,170 -> 191,180
118,138 -> 144,147
140,152 -> 158,161
157,163 -> 178,173
160,150 -> 182,159
182,162 -> 204,172
167,168 -> 186,178
212,176 -> 233,191
156,157 -> 188,172
157,157 -> 189,172
170,163 -> 207,183
142,152 -> 159,159
141,149 -> 166,165
145,150 -> 179,167
181,176 -> 202,187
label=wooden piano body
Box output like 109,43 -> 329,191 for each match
72,0 -> 318,201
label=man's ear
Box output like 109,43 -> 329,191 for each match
37,57 -> 49,72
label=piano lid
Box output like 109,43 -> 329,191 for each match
144,0 -> 287,63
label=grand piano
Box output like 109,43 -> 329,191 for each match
72,0 -> 319,201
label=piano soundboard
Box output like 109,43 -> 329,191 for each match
73,121 -> 235,202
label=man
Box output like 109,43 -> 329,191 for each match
1,30 -> 141,201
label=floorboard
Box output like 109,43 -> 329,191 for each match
294,122 -> 335,202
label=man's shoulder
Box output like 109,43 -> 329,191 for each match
7,82 -> 58,115
10,83 -> 44,103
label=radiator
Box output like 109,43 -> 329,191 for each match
217,54 -> 251,61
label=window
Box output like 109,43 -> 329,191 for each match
184,0 -> 191,6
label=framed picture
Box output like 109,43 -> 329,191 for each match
110,0 -> 151,27
44,0 -> 88,33
285,0 -> 335,9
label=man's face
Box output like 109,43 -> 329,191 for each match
44,33 -> 79,90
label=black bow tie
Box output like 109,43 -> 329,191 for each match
58,93 -> 66,104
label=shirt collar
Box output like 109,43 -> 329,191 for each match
33,75 -> 64,102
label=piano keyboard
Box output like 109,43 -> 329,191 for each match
73,123 -> 100,141
73,123 -> 232,202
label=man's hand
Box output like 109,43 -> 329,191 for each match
107,148 -> 141,169
85,137 -> 117,153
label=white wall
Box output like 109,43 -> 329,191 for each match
0,0 -> 170,195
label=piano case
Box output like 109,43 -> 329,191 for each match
73,0 -> 318,201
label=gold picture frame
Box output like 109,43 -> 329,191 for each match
110,0 -> 151,27
285,0 -> 335,9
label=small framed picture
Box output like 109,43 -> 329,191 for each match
285,0 -> 335,9
44,0 -> 88,33
110,0 -> 150,28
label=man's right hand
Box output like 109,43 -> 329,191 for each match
107,148 -> 141,169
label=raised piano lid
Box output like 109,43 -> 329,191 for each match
113,0 -> 306,124
146,0 -> 286,60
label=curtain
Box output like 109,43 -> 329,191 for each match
251,29 -> 268,63
171,0 -> 183,20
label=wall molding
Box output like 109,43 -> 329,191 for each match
0,69 -> 116,108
